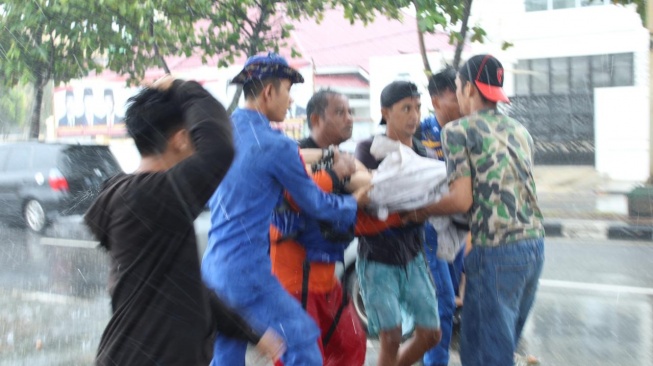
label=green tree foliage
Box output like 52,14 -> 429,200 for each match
198,0 -> 327,111
0,83 -> 32,138
97,0 -> 209,83
337,0 -> 487,74
0,1 -> 108,138
0,0 -> 488,134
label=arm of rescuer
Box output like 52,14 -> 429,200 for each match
402,122 -> 473,224
281,165 -> 401,237
284,151 -> 399,236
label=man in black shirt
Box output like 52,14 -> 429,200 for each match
85,76 -> 284,365
355,80 -> 441,366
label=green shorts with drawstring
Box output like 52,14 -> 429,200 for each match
356,252 -> 439,337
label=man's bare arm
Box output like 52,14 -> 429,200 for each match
402,176 -> 473,223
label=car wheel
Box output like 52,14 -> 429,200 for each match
346,267 -> 369,333
23,199 -> 47,233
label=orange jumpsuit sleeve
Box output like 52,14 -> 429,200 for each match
354,211 -> 402,236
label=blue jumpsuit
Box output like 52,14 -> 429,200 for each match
201,108 -> 358,366
420,115 -> 458,366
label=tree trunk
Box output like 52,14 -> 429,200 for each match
453,0 -> 473,70
28,70 -> 44,140
158,54 -> 171,74
417,28 -> 432,77
414,1 -> 432,77
227,84 -> 243,114
150,17 -> 171,74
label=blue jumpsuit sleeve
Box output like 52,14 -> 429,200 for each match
271,142 -> 358,227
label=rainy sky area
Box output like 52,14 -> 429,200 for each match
1,0 -> 652,365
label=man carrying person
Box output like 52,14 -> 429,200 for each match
406,54 -> 545,366
201,53 -> 370,366
270,89 -> 367,365
85,76 -> 283,365
355,80 -> 441,366
416,67 -> 463,366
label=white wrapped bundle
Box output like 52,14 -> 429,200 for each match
368,135 -> 448,220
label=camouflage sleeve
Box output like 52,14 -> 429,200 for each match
442,122 -> 472,184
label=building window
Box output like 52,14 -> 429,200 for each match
581,0 -> 606,6
525,0 -> 609,12
515,53 -> 634,96
551,57 -> 570,94
531,59 -> 550,95
525,0 -> 548,11
591,54 -> 612,88
612,53 -> 635,86
570,56 -> 591,94
515,60 -> 531,95
553,0 -> 575,10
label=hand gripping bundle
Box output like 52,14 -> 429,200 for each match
367,135 -> 468,261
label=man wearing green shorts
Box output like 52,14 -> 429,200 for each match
355,80 -> 442,366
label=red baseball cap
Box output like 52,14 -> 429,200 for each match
461,54 -> 510,104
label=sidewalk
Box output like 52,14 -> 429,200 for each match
534,166 -> 653,241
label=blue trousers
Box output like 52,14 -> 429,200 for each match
460,238 -> 544,366
422,226 -> 456,366
205,266 -> 322,366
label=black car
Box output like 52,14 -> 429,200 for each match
0,142 -> 123,232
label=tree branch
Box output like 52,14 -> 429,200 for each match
150,17 -> 171,74
453,0 -> 473,69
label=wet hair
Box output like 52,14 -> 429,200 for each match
305,89 -> 342,130
428,66 -> 457,96
124,87 -> 184,156
242,77 -> 282,99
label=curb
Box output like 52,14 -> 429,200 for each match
544,220 -> 653,241
607,225 -> 653,241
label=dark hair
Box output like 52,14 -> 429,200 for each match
428,66 -> 457,96
305,89 -> 341,130
124,87 -> 184,156
83,88 -> 93,98
103,89 -> 114,98
242,77 -> 282,99
458,61 -> 490,104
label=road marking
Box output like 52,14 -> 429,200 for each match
540,279 -> 653,296
9,289 -> 89,305
40,237 -> 99,249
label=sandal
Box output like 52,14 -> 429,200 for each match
514,353 -> 540,365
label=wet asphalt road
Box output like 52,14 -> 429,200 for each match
1,219 -> 652,366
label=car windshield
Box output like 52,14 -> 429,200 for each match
58,146 -> 122,178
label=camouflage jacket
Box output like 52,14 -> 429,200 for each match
442,108 -> 545,247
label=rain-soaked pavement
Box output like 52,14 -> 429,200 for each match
1,218 -> 652,365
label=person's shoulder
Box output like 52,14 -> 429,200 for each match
421,115 -> 437,128
356,136 -> 374,151
443,117 -> 467,133
297,137 -> 314,149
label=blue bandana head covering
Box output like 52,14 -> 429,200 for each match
231,52 -> 304,85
